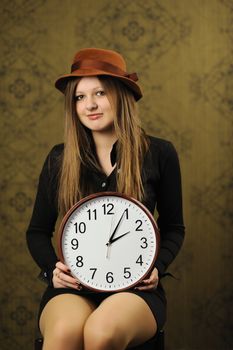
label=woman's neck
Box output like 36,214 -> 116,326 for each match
92,130 -> 117,152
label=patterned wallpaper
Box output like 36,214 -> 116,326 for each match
0,0 -> 232,349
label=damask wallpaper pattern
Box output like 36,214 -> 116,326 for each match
0,1 -> 232,349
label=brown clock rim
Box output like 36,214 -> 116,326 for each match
57,191 -> 160,292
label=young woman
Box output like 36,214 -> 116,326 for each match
26,48 -> 185,350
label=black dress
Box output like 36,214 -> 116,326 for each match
26,135 -> 185,330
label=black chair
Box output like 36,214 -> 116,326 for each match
35,330 -> 164,350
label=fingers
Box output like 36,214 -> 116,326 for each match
53,262 -> 82,290
54,270 -> 81,289
135,268 -> 159,291
55,261 -> 71,273
135,279 -> 158,291
55,276 -> 82,290
53,270 -> 82,290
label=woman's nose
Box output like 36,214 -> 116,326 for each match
86,96 -> 98,111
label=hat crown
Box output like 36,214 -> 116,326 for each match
72,48 -> 126,71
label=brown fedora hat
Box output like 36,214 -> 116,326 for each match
55,48 -> 143,101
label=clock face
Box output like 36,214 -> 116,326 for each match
58,192 -> 159,292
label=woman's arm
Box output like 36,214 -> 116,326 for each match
155,141 -> 185,277
136,139 -> 185,291
26,146 -> 62,284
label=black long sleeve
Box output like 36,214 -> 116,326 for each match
26,145 -> 62,283
153,140 -> 185,275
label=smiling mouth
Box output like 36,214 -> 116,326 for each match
87,113 -> 103,120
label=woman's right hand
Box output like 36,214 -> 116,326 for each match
53,261 -> 82,290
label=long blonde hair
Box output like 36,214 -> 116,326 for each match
58,76 -> 148,215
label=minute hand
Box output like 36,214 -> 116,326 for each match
107,210 -> 126,245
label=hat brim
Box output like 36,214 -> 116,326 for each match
55,69 -> 143,101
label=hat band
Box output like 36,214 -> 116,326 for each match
71,59 -> 138,82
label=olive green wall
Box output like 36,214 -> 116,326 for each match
0,1 -> 232,349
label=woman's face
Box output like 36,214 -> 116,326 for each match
75,76 -> 116,134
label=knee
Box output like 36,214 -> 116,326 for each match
84,320 -> 126,350
84,326 -> 115,350
43,318 -> 82,345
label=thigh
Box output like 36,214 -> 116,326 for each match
85,292 -> 157,348
39,293 -> 96,336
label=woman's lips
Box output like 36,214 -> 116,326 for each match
87,113 -> 103,120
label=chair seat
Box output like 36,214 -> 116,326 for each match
35,330 -> 164,350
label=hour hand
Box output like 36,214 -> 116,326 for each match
106,231 -> 130,246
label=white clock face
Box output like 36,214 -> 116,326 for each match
59,193 -> 159,292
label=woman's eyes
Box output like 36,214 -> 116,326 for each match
75,95 -> 84,101
96,90 -> 105,96
74,90 -> 105,102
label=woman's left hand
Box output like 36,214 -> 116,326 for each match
135,268 -> 159,291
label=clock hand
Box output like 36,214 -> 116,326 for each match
107,210 -> 126,245
106,231 -> 130,246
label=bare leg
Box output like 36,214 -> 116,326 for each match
84,292 -> 157,350
39,294 -> 96,350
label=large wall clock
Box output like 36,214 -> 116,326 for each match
58,192 -> 160,292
